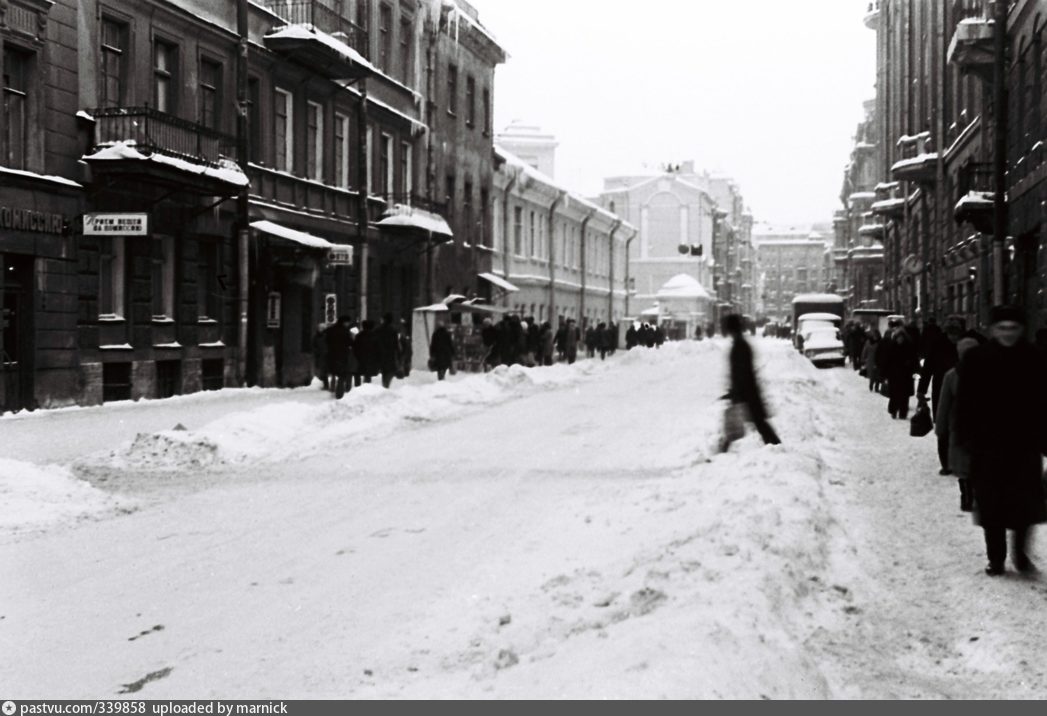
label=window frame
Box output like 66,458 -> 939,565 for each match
380,132 -> 394,197
153,37 -> 178,115
334,112 -> 350,189
274,87 -> 294,172
199,56 -> 222,131
100,17 -> 129,108
1,44 -> 31,170
446,63 -> 457,116
98,236 -> 126,319
465,75 -> 475,128
151,235 -> 176,321
306,99 -> 324,181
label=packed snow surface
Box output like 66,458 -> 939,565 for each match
4,339 -> 1047,698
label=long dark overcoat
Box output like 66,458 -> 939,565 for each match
429,326 -> 455,371
956,340 -> 1047,528
728,335 -> 767,422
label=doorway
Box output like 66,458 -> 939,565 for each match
1,254 -> 33,413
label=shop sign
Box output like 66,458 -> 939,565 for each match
328,244 -> 353,266
84,212 -> 149,236
266,292 -> 281,328
0,206 -> 65,234
324,294 -> 338,325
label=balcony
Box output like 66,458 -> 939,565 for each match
84,106 -> 245,195
891,132 -> 939,183
870,181 -> 905,219
375,193 -> 454,243
947,1 -> 994,79
863,1 -> 880,29
261,0 -> 375,80
953,162 -> 995,233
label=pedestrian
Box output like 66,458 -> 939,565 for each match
374,313 -> 402,389
720,313 -> 781,451
607,321 -> 618,355
694,324 -> 704,341
585,324 -> 597,359
862,329 -> 883,393
936,336 -> 980,513
654,323 -> 665,348
625,323 -> 637,350
527,317 -> 541,367
956,305 -> 1047,576
554,319 -> 567,362
354,319 -> 377,384
879,319 -> 918,420
564,318 -> 580,364
481,317 -> 499,371
429,320 -> 456,381
539,321 -> 555,366
398,318 -> 413,379
324,315 -> 354,399
312,322 -> 329,390
918,318 -> 962,473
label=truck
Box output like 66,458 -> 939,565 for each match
791,294 -> 846,350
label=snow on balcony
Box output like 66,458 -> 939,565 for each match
83,140 -> 248,187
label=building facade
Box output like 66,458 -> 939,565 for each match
492,146 -> 633,328
860,0 -> 1047,330
753,226 -> 831,322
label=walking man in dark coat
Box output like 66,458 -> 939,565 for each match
957,305 -> 1047,576
429,320 -> 456,380
918,318 -> 962,474
324,315 -> 354,399
880,320 -> 918,419
721,313 -> 781,449
374,313 -> 402,389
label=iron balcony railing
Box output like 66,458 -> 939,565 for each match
382,192 -> 450,217
262,0 -> 370,59
960,162 -> 994,194
91,106 -> 235,167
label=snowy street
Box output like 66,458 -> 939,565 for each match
4,339 -> 1047,698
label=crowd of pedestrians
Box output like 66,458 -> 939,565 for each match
841,307 -> 1047,577
313,313 -> 413,398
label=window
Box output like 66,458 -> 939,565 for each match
513,206 -> 523,255
447,63 -> 457,115
99,236 -> 126,318
334,112 -> 350,188
380,133 -> 393,196
379,4 -> 392,72
100,18 -> 128,107
465,75 -> 475,127
463,180 -> 473,245
365,126 -> 374,193
529,211 -> 536,256
153,40 -> 177,114
306,101 -> 323,181
151,235 -> 176,320
482,87 -> 491,135
399,15 -> 412,85
480,188 -> 489,247
400,140 -> 412,197
561,224 -> 568,267
1,46 -> 30,169
198,240 -> 219,321
199,58 -> 221,130
445,173 -> 456,222
248,77 -> 262,162
274,88 -> 293,172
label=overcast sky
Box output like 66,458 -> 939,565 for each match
476,0 -> 876,228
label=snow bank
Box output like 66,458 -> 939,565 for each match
0,458 -> 135,539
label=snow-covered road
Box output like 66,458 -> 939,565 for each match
3,338 -> 1047,698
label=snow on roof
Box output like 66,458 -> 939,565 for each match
376,205 -> 453,237
84,141 -> 249,187
264,24 -> 377,75
792,293 -> 845,304
250,220 -> 337,250
0,166 -> 82,188
443,0 -> 505,52
656,273 -> 712,300
496,146 -> 632,229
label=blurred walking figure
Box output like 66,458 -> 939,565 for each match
878,318 -> 918,420
957,305 -> 1047,576
720,313 -> 781,451
374,313 -> 402,389
936,336 -> 980,513
862,329 -> 883,393
429,320 -> 456,381
564,318 -> 580,364
312,322 -> 329,390
398,319 -> 413,379
918,318 -> 962,474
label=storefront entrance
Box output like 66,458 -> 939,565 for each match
1,254 -> 33,412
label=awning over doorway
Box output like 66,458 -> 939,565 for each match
250,220 -> 337,251
478,272 -> 520,293
375,205 -> 453,240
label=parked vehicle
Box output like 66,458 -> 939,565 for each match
791,294 -> 845,350
795,312 -> 843,352
802,327 -> 847,367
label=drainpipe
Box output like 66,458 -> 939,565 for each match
991,0 -> 1009,308
578,207 -> 595,327
607,219 -> 621,321
548,190 -> 567,319
357,80 -> 369,320
235,0 -> 250,385
425,21 -> 437,305
501,167 -> 519,307
624,228 -> 637,318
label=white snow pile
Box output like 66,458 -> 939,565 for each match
0,458 -> 135,539
73,348 -> 720,476
84,140 -> 249,187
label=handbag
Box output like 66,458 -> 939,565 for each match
910,397 -> 933,437
722,402 -> 747,445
